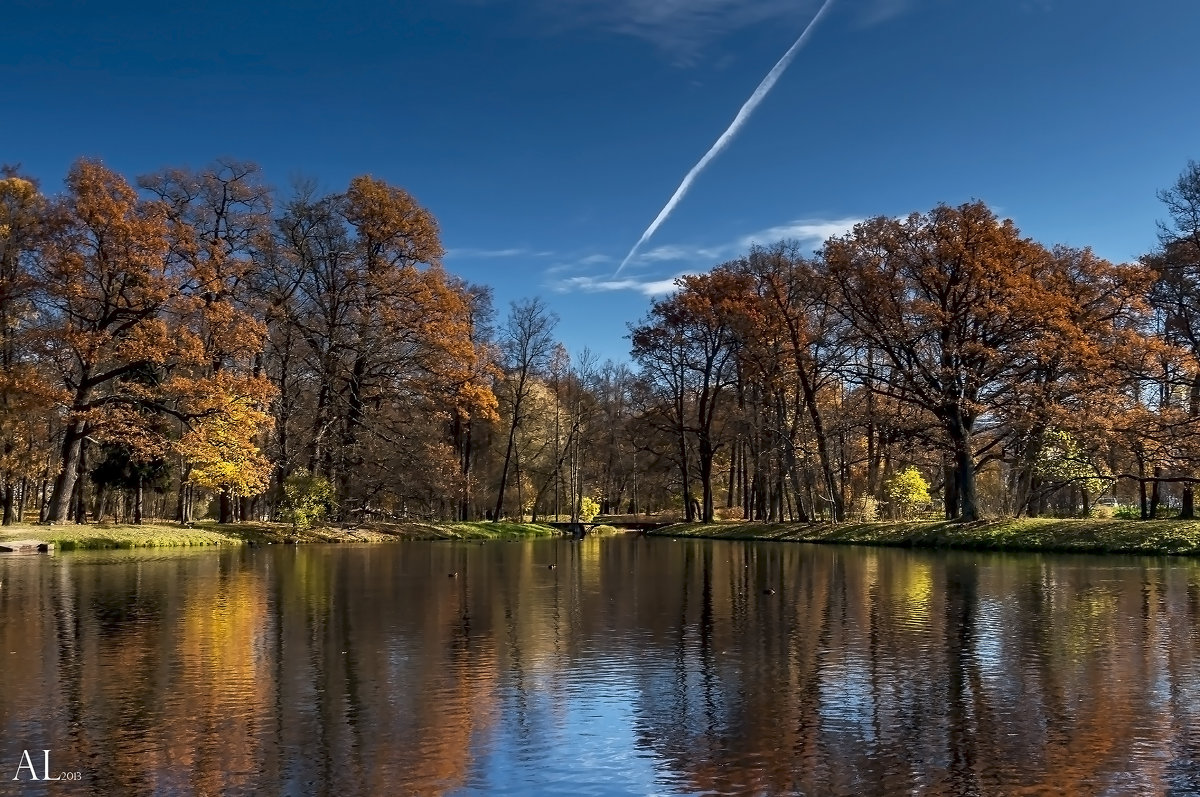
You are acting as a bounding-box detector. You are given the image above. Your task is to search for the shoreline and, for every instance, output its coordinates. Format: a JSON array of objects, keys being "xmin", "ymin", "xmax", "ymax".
[
  {"xmin": 647, "ymin": 518, "xmax": 1200, "ymax": 556},
  {"xmin": 0, "ymin": 520, "xmax": 561, "ymax": 551},
  {"xmin": 9, "ymin": 517, "xmax": 1200, "ymax": 556}
]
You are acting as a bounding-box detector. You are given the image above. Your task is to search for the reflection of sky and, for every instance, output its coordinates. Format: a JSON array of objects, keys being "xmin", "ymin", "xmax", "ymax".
[
  {"xmin": 14, "ymin": 543, "xmax": 1200, "ymax": 795},
  {"xmin": 459, "ymin": 668, "xmax": 668, "ymax": 796},
  {"xmin": 972, "ymin": 597, "xmax": 1009, "ymax": 688},
  {"xmin": 818, "ymin": 651, "xmax": 875, "ymax": 744}
]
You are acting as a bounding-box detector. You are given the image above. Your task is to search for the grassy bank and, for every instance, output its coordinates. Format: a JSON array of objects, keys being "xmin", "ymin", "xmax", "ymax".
[
  {"xmin": 0, "ymin": 519, "xmax": 560, "ymax": 551},
  {"xmin": 649, "ymin": 518, "xmax": 1200, "ymax": 556}
]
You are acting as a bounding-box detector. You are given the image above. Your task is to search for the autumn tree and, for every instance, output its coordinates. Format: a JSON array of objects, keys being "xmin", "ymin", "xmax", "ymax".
[
  {"xmin": 32, "ymin": 160, "xmax": 176, "ymax": 524},
  {"xmin": 271, "ymin": 176, "xmax": 495, "ymax": 520},
  {"xmin": 733, "ymin": 243, "xmax": 851, "ymax": 521},
  {"xmin": 174, "ymin": 372, "xmax": 275, "ymax": 512},
  {"xmin": 631, "ymin": 270, "xmax": 745, "ymax": 522},
  {"xmin": 591, "ymin": 359, "xmax": 640, "ymax": 515},
  {"xmin": 493, "ymin": 297, "xmax": 558, "ymax": 521},
  {"xmin": 1002, "ymin": 245, "xmax": 1150, "ymax": 517},
  {"xmin": 0, "ymin": 169, "xmax": 56, "ymax": 523},
  {"xmin": 821, "ymin": 202, "xmax": 1065, "ymax": 522},
  {"xmin": 141, "ymin": 161, "xmax": 275, "ymax": 522},
  {"xmin": 885, "ymin": 466, "xmax": 931, "ymax": 519},
  {"xmin": 451, "ymin": 283, "xmax": 498, "ymax": 520},
  {"xmin": 1145, "ymin": 160, "xmax": 1200, "ymax": 516}
]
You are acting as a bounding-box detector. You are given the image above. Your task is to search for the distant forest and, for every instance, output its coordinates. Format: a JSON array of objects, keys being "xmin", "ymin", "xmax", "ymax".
[{"xmin": 2, "ymin": 158, "xmax": 1199, "ymax": 526}]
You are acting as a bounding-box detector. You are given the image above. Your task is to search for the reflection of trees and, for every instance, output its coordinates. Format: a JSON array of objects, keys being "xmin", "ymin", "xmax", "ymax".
[
  {"xmin": 5, "ymin": 544, "xmax": 1200, "ymax": 794},
  {"xmin": 619, "ymin": 546, "xmax": 1200, "ymax": 796}
]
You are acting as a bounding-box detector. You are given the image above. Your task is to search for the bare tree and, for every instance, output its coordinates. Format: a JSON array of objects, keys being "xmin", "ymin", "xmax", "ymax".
[{"xmin": 493, "ymin": 297, "xmax": 558, "ymax": 521}]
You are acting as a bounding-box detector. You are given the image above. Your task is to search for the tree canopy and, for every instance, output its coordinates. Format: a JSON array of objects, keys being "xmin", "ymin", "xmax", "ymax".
[{"xmin": 2, "ymin": 157, "xmax": 1197, "ymax": 526}]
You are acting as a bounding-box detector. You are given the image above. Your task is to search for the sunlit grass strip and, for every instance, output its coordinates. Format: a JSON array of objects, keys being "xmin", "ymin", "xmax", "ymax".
[
  {"xmin": 0, "ymin": 520, "xmax": 561, "ymax": 550},
  {"xmin": 0, "ymin": 522, "xmax": 237, "ymax": 550},
  {"xmin": 650, "ymin": 518, "xmax": 1200, "ymax": 555}
]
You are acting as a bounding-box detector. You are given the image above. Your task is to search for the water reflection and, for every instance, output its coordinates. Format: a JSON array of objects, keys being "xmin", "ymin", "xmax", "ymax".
[{"xmin": 2, "ymin": 539, "xmax": 1200, "ymax": 795}]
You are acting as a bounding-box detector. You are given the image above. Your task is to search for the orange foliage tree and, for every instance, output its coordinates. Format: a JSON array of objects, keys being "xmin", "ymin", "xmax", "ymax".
[
  {"xmin": 823, "ymin": 202, "xmax": 1088, "ymax": 521},
  {"xmin": 631, "ymin": 269, "xmax": 748, "ymax": 522},
  {"xmin": 33, "ymin": 160, "xmax": 176, "ymax": 523},
  {"xmin": 0, "ymin": 170, "xmax": 59, "ymax": 523},
  {"xmin": 271, "ymin": 175, "xmax": 496, "ymax": 520}
]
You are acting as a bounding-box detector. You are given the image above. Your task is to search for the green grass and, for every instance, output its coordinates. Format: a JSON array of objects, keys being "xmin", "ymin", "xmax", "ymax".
[
  {"xmin": 361, "ymin": 521, "xmax": 561, "ymax": 540},
  {"xmin": 0, "ymin": 519, "xmax": 561, "ymax": 550},
  {"xmin": 648, "ymin": 518, "xmax": 1200, "ymax": 555},
  {"xmin": 1, "ymin": 522, "xmax": 240, "ymax": 550}
]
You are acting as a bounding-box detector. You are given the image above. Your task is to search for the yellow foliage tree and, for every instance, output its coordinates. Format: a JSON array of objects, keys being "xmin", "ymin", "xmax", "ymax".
[
  {"xmin": 173, "ymin": 374, "xmax": 275, "ymax": 505},
  {"xmin": 885, "ymin": 466, "xmax": 932, "ymax": 519}
]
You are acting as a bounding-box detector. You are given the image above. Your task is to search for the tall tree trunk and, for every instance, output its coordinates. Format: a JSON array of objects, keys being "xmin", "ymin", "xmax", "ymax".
[
  {"xmin": 697, "ymin": 431, "xmax": 715, "ymax": 523},
  {"xmin": 1149, "ymin": 466, "xmax": 1162, "ymax": 519},
  {"xmin": 799, "ymin": 377, "xmax": 843, "ymax": 522},
  {"xmin": 47, "ymin": 421, "xmax": 86, "ymax": 523},
  {"xmin": 95, "ymin": 486, "xmax": 109, "ymax": 523},
  {"xmin": 726, "ymin": 441, "xmax": 737, "ymax": 510},
  {"xmin": 516, "ymin": 447, "xmax": 524, "ymax": 522},
  {"xmin": 1014, "ymin": 428, "xmax": 1045, "ymax": 518},
  {"xmin": 679, "ymin": 424, "xmax": 693, "ymax": 522},
  {"xmin": 734, "ymin": 439, "xmax": 744, "ymax": 520},
  {"xmin": 338, "ymin": 355, "xmax": 367, "ymax": 504},
  {"xmin": 495, "ymin": 417, "xmax": 518, "ymax": 522},
  {"xmin": 72, "ymin": 439, "xmax": 89, "ymax": 524},
  {"xmin": 1, "ymin": 482, "xmax": 12, "ymax": 526},
  {"xmin": 945, "ymin": 411, "xmax": 978, "ymax": 522},
  {"xmin": 455, "ymin": 416, "xmax": 474, "ymax": 521},
  {"xmin": 175, "ymin": 464, "xmax": 192, "ymax": 522},
  {"xmin": 943, "ymin": 459, "xmax": 959, "ymax": 520},
  {"xmin": 954, "ymin": 444, "xmax": 978, "ymax": 522},
  {"xmin": 776, "ymin": 395, "xmax": 809, "ymax": 522},
  {"xmin": 133, "ymin": 473, "xmax": 143, "ymax": 525}
]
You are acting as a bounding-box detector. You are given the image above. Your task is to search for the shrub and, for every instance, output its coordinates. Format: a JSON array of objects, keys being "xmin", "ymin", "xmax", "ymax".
[
  {"xmin": 1113, "ymin": 503, "xmax": 1141, "ymax": 519},
  {"xmin": 714, "ymin": 506, "xmax": 744, "ymax": 521},
  {"xmin": 579, "ymin": 496, "xmax": 600, "ymax": 523},
  {"xmin": 885, "ymin": 467, "xmax": 931, "ymax": 519},
  {"xmin": 280, "ymin": 471, "xmax": 335, "ymax": 531},
  {"xmin": 855, "ymin": 496, "xmax": 880, "ymax": 521}
]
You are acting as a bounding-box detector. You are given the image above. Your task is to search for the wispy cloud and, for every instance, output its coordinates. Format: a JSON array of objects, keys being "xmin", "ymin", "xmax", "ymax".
[
  {"xmin": 551, "ymin": 215, "xmax": 863, "ymax": 294},
  {"xmin": 858, "ymin": 0, "xmax": 914, "ymax": 26},
  {"xmin": 638, "ymin": 243, "xmax": 726, "ymax": 263},
  {"xmin": 635, "ymin": 216, "xmax": 863, "ymax": 266},
  {"xmin": 444, "ymin": 247, "xmax": 554, "ymax": 259},
  {"xmin": 555, "ymin": 274, "xmax": 686, "ymax": 296},
  {"xmin": 549, "ymin": 0, "xmax": 823, "ymax": 63},
  {"xmin": 463, "ymin": 0, "xmax": 915, "ymax": 62},
  {"xmin": 736, "ymin": 217, "xmax": 862, "ymax": 249}
]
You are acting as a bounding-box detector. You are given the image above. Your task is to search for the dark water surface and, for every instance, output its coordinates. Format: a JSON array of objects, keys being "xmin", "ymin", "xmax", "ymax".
[{"xmin": 2, "ymin": 537, "xmax": 1200, "ymax": 795}]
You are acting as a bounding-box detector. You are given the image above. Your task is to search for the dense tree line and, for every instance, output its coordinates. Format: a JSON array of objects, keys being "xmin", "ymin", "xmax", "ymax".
[
  {"xmin": 630, "ymin": 168, "xmax": 1200, "ymax": 523},
  {"xmin": 1, "ymin": 157, "xmax": 1198, "ymax": 525},
  {"xmin": 0, "ymin": 160, "xmax": 496, "ymax": 525}
]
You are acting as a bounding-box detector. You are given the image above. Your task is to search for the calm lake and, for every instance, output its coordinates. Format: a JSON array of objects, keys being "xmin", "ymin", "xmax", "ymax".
[{"xmin": 2, "ymin": 537, "xmax": 1200, "ymax": 795}]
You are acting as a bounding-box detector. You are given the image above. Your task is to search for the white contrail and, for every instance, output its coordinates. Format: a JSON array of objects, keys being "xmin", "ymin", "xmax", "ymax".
[{"xmin": 613, "ymin": 0, "xmax": 838, "ymax": 277}]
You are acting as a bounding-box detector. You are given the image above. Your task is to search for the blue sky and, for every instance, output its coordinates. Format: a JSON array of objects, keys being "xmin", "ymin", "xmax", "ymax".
[{"xmin": 7, "ymin": 0, "xmax": 1199, "ymax": 362}]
